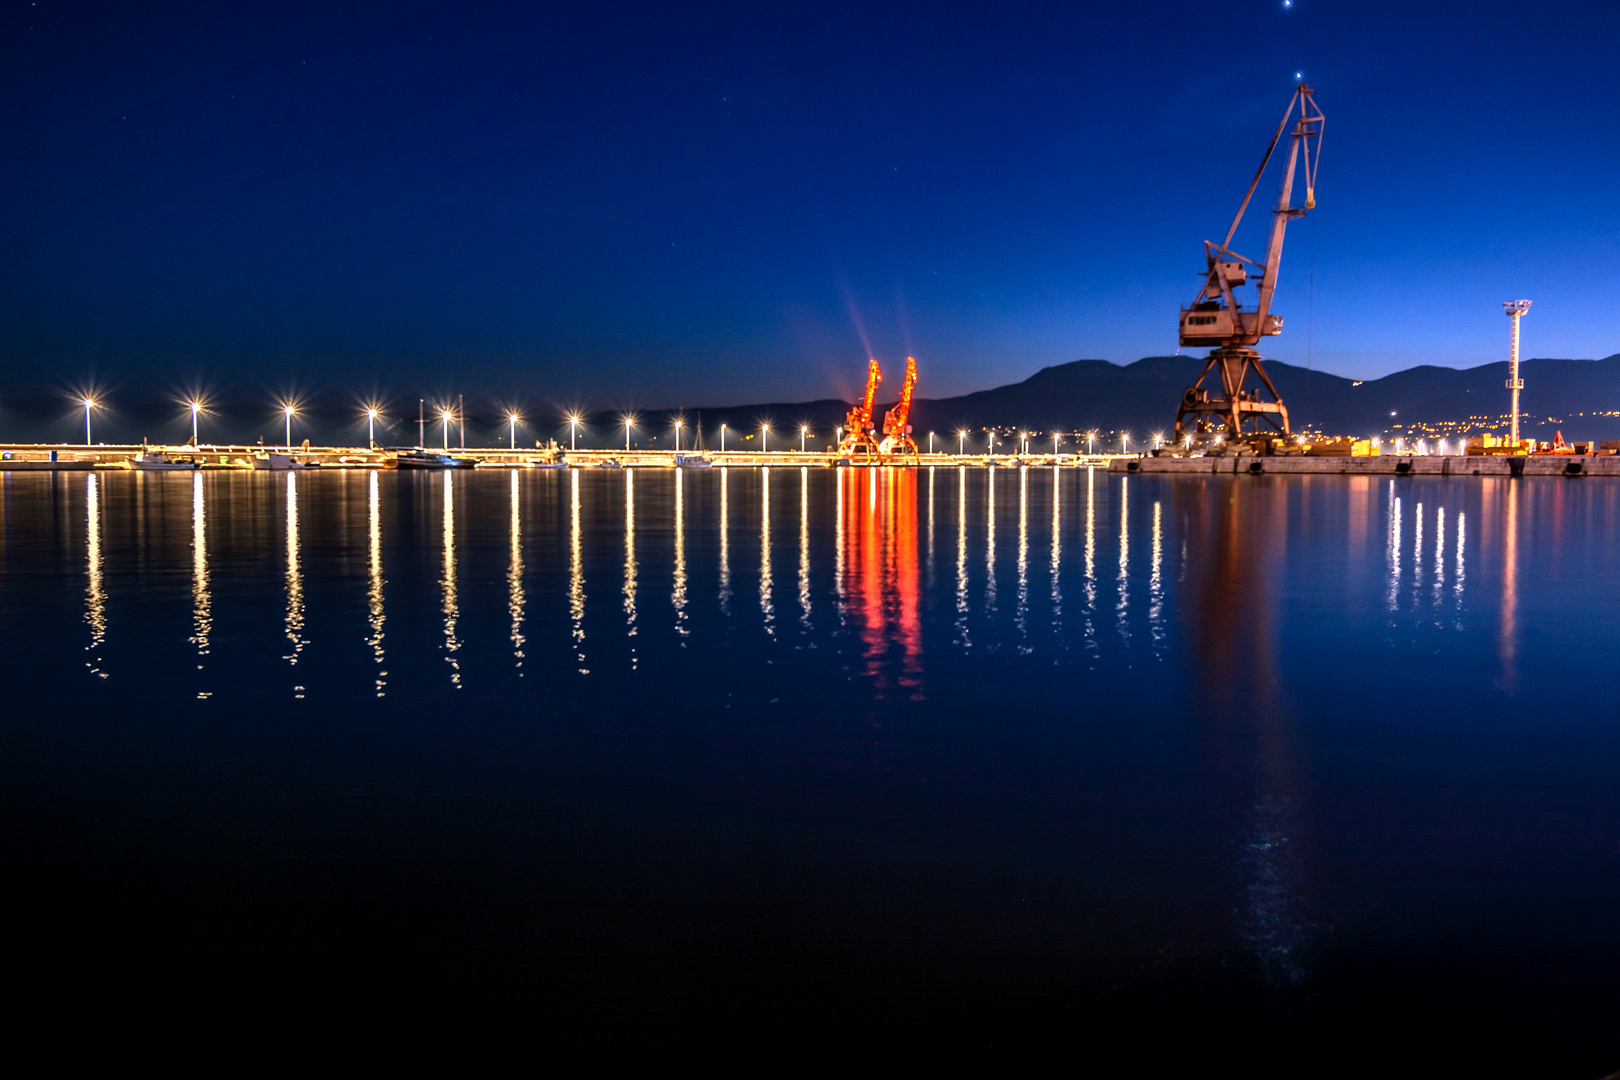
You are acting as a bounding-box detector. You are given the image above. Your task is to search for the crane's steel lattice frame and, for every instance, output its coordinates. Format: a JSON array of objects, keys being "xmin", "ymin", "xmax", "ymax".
[{"xmin": 1174, "ymin": 84, "xmax": 1325, "ymax": 443}]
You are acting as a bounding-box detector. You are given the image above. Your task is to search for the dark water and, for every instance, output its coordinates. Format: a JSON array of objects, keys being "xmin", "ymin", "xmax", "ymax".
[{"xmin": 2, "ymin": 466, "xmax": 1616, "ymax": 1069}]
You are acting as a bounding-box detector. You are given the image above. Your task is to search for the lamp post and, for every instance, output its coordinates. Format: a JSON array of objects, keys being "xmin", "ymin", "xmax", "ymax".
[
  {"xmin": 367, "ymin": 408, "xmax": 379, "ymax": 447},
  {"xmin": 720, "ymin": 424, "xmax": 727, "ymax": 452},
  {"xmin": 569, "ymin": 415, "xmax": 580, "ymax": 451},
  {"xmin": 987, "ymin": 431, "xmax": 995, "ymax": 457},
  {"xmin": 285, "ymin": 405, "xmax": 296, "ymax": 450},
  {"xmin": 958, "ymin": 430, "xmax": 966, "ymax": 456},
  {"xmin": 440, "ymin": 408, "xmax": 453, "ymax": 450},
  {"xmin": 674, "ymin": 419, "xmax": 683, "ymax": 452},
  {"xmin": 835, "ymin": 426, "xmax": 842, "ymax": 447},
  {"xmin": 1121, "ymin": 433, "xmax": 1129, "ymax": 454},
  {"xmin": 800, "ymin": 425, "xmax": 808, "ymax": 453},
  {"xmin": 83, "ymin": 398, "xmax": 96, "ymax": 446},
  {"xmin": 761, "ymin": 424, "xmax": 770, "ymax": 454},
  {"xmin": 1052, "ymin": 431, "xmax": 1060, "ymax": 457},
  {"xmin": 1088, "ymin": 431, "xmax": 1097, "ymax": 455},
  {"xmin": 625, "ymin": 418, "xmax": 633, "ymax": 453},
  {"xmin": 189, "ymin": 401, "xmax": 202, "ymax": 445},
  {"xmin": 508, "ymin": 411, "xmax": 520, "ymax": 453}
]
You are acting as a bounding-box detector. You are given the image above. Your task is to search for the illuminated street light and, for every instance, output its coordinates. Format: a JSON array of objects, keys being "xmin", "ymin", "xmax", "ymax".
[
  {"xmin": 1052, "ymin": 431, "xmax": 1060, "ymax": 456},
  {"xmin": 720, "ymin": 424, "xmax": 727, "ymax": 452},
  {"xmin": 366, "ymin": 407, "xmax": 380, "ymax": 448},
  {"xmin": 1121, "ymin": 432, "xmax": 1130, "ymax": 454},
  {"xmin": 439, "ymin": 408, "xmax": 455, "ymax": 450},
  {"xmin": 958, "ymin": 429, "xmax": 967, "ymax": 455},
  {"xmin": 284, "ymin": 403, "xmax": 298, "ymax": 450},
  {"xmin": 1087, "ymin": 430, "xmax": 1097, "ymax": 455},
  {"xmin": 760, "ymin": 423, "xmax": 770, "ymax": 454},
  {"xmin": 800, "ymin": 425, "xmax": 808, "ymax": 453},
  {"xmin": 987, "ymin": 431, "xmax": 995, "ymax": 456},
  {"xmin": 568, "ymin": 414, "xmax": 581, "ymax": 451},
  {"xmin": 1153, "ymin": 431, "xmax": 1164, "ymax": 450},
  {"xmin": 928, "ymin": 431, "xmax": 935, "ymax": 454},
  {"xmin": 674, "ymin": 418, "xmax": 684, "ymax": 452},
  {"xmin": 508, "ymin": 410, "xmax": 521, "ymax": 453},
  {"xmin": 625, "ymin": 417, "xmax": 635, "ymax": 453},
  {"xmin": 187, "ymin": 400, "xmax": 204, "ymax": 445},
  {"xmin": 82, "ymin": 397, "xmax": 98, "ymax": 446}
]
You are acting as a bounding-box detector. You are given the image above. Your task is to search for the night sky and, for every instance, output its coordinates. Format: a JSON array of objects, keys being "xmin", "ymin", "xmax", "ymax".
[{"xmin": 1, "ymin": 0, "xmax": 1616, "ymax": 439}]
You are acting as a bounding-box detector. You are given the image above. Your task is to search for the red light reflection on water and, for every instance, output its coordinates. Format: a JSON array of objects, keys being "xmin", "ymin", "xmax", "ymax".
[{"xmin": 839, "ymin": 467, "xmax": 922, "ymax": 698}]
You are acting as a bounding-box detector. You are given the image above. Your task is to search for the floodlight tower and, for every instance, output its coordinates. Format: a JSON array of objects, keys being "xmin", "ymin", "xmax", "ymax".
[{"xmin": 1502, "ymin": 300, "xmax": 1531, "ymax": 447}]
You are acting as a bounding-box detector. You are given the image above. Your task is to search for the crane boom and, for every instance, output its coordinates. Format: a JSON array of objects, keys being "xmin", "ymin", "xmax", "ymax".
[
  {"xmin": 1174, "ymin": 84, "xmax": 1324, "ymax": 444},
  {"xmin": 878, "ymin": 356, "xmax": 920, "ymax": 459},
  {"xmin": 839, "ymin": 359, "xmax": 883, "ymax": 458}
]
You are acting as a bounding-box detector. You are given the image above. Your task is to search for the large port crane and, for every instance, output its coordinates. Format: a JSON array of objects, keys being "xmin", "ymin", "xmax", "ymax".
[
  {"xmin": 1174, "ymin": 84, "xmax": 1324, "ymax": 444},
  {"xmin": 839, "ymin": 358, "xmax": 883, "ymax": 459},
  {"xmin": 877, "ymin": 356, "xmax": 920, "ymax": 460}
]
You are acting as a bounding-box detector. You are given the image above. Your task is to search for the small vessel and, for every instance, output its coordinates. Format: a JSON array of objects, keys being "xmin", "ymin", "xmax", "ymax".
[
  {"xmin": 250, "ymin": 453, "xmax": 310, "ymax": 471},
  {"xmin": 525, "ymin": 459, "xmax": 568, "ymax": 469},
  {"xmin": 596, "ymin": 458, "xmax": 624, "ymax": 469},
  {"xmin": 395, "ymin": 450, "xmax": 478, "ymax": 469},
  {"xmin": 674, "ymin": 454, "xmax": 713, "ymax": 469},
  {"xmin": 124, "ymin": 451, "xmax": 199, "ymax": 471}
]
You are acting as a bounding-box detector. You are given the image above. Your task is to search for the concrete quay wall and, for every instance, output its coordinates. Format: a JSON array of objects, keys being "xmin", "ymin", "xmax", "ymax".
[{"xmin": 1110, "ymin": 454, "xmax": 1620, "ymax": 478}]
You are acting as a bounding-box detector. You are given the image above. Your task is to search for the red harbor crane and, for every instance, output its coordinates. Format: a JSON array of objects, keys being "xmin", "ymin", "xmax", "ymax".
[
  {"xmin": 839, "ymin": 358, "xmax": 883, "ymax": 459},
  {"xmin": 1174, "ymin": 84, "xmax": 1324, "ymax": 445},
  {"xmin": 878, "ymin": 356, "xmax": 920, "ymax": 460}
]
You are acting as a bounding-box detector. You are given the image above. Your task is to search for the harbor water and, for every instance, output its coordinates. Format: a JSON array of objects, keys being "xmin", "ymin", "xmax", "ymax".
[{"xmin": 1, "ymin": 467, "xmax": 1616, "ymax": 1068}]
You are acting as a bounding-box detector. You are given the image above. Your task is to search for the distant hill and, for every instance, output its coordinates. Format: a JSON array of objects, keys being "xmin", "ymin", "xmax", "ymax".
[{"xmin": 636, "ymin": 354, "xmax": 1620, "ymax": 450}]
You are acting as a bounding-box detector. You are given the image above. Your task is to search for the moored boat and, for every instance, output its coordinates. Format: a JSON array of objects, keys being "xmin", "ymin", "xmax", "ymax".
[
  {"xmin": 674, "ymin": 453, "xmax": 713, "ymax": 469},
  {"xmin": 396, "ymin": 449, "xmax": 478, "ymax": 469},
  {"xmin": 124, "ymin": 450, "xmax": 199, "ymax": 471}
]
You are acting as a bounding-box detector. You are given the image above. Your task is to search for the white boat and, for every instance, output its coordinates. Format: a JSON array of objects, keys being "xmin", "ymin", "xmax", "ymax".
[
  {"xmin": 596, "ymin": 458, "xmax": 624, "ymax": 469},
  {"xmin": 525, "ymin": 459, "xmax": 568, "ymax": 469},
  {"xmin": 250, "ymin": 453, "xmax": 311, "ymax": 471},
  {"xmin": 124, "ymin": 451, "xmax": 199, "ymax": 472},
  {"xmin": 396, "ymin": 450, "xmax": 478, "ymax": 469},
  {"xmin": 674, "ymin": 454, "xmax": 713, "ymax": 469}
]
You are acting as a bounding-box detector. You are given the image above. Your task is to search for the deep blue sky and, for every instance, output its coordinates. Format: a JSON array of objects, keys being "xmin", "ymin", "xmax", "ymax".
[{"xmin": 1, "ymin": 0, "xmax": 1615, "ymax": 422}]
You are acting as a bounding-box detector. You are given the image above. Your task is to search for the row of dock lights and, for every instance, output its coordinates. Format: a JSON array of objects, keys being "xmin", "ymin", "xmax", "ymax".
[{"xmin": 75, "ymin": 397, "xmax": 1138, "ymax": 457}]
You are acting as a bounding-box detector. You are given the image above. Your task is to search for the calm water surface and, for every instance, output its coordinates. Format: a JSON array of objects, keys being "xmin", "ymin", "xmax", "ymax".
[{"xmin": 2, "ymin": 467, "xmax": 1616, "ymax": 1067}]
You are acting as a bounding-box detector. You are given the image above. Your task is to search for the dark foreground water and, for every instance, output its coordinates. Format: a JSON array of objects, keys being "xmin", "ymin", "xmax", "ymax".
[{"xmin": 2, "ymin": 466, "xmax": 1616, "ymax": 1070}]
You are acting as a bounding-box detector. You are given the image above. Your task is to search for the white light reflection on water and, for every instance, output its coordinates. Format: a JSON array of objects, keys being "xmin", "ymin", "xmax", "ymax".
[
  {"xmin": 440, "ymin": 470, "xmax": 461, "ymax": 689},
  {"xmin": 624, "ymin": 469, "xmax": 638, "ymax": 669},
  {"xmin": 1149, "ymin": 499, "xmax": 1164, "ymax": 652},
  {"xmin": 284, "ymin": 472, "xmax": 306, "ymax": 687},
  {"xmin": 760, "ymin": 467, "xmax": 774, "ymax": 636},
  {"xmin": 569, "ymin": 469, "xmax": 587, "ymax": 675},
  {"xmin": 509, "ymin": 469, "xmax": 525, "ymax": 675},
  {"xmin": 1015, "ymin": 465, "xmax": 1029, "ymax": 650},
  {"xmin": 955, "ymin": 466, "xmax": 969, "ymax": 647},
  {"xmin": 1083, "ymin": 466, "xmax": 1097, "ymax": 659},
  {"xmin": 191, "ymin": 473, "xmax": 212, "ymax": 691},
  {"xmin": 1049, "ymin": 466, "xmax": 1062, "ymax": 640},
  {"xmin": 1454, "ymin": 511, "xmax": 1466, "ymax": 607},
  {"xmin": 1116, "ymin": 475, "xmax": 1129, "ymax": 641},
  {"xmin": 673, "ymin": 469, "xmax": 689, "ymax": 640},
  {"xmin": 367, "ymin": 470, "xmax": 386, "ymax": 696},
  {"xmin": 719, "ymin": 467, "xmax": 732, "ymax": 615},
  {"xmin": 984, "ymin": 465, "xmax": 997, "ymax": 613},
  {"xmin": 85, "ymin": 474, "xmax": 107, "ymax": 678},
  {"xmin": 1387, "ymin": 490, "xmax": 1402, "ymax": 612},
  {"xmin": 798, "ymin": 467, "xmax": 811, "ymax": 630},
  {"xmin": 1433, "ymin": 506, "xmax": 1446, "ymax": 609}
]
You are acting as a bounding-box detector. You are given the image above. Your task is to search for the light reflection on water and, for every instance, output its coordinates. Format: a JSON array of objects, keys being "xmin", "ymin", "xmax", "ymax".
[{"xmin": 13, "ymin": 467, "xmax": 1620, "ymax": 1007}]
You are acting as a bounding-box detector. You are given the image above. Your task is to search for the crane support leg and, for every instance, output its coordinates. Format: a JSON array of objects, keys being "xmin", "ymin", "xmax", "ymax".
[{"xmin": 1174, "ymin": 347, "xmax": 1291, "ymax": 443}]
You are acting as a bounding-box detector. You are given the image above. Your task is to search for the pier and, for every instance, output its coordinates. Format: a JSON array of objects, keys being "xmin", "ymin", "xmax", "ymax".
[{"xmin": 1112, "ymin": 454, "xmax": 1618, "ymax": 477}]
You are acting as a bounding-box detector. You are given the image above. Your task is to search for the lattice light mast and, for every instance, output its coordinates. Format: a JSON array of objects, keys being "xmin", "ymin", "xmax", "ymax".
[{"xmin": 1502, "ymin": 300, "xmax": 1531, "ymax": 446}]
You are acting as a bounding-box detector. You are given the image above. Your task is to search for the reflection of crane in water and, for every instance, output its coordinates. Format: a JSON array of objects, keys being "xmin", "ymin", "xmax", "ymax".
[
  {"xmin": 1175, "ymin": 84, "xmax": 1324, "ymax": 445},
  {"xmin": 839, "ymin": 468, "xmax": 922, "ymax": 697},
  {"xmin": 1179, "ymin": 478, "xmax": 1309, "ymax": 984}
]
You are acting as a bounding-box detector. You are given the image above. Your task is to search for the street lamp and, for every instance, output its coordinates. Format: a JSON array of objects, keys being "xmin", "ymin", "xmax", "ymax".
[
  {"xmin": 1052, "ymin": 431, "xmax": 1060, "ymax": 456},
  {"xmin": 958, "ymin": 429, "xmax": 967, "ymax": 455},
  {"xmin": 800, "ymin": 425, "xmax": 808, "ymax": 453},
  {"xmin": 366, "ymin": 407, "xmax": 380, "ymax": 448},
  {"xmin": 188, "ymin": 400, "xmax": 203, "ymax": 445},
  {"xmin": 440, "ymin": 408, "xmax": 454, "ymax": 450},
  {"xmin": 625, "ymin": 417, "xmax": 634, "ymax": 453},
  {"xmin": 1088, "ymin": 430, "xmax": 1097, "ymax": 455},
  {"xmin": 1121, "ymin": 432, "xmax": 1130, "ymax": 454},
  {"xmin": 284, "ymin": 404, "xmax": 298, "ymax": 450},
  {"xmin": 1153, "ymin": 432, "xmax": 1163, "ymax": 451},
  {"xmin": 761, "ymin": 423, "xmax": 770, "ymax": 454},
  {"xmin": 82, "ymin": 397, "xmax": 97, "ymax": 446},
  {"xmin": 568, "ymin": 414, "xmax": 580, "ymax": 451},
  {"xmin": 987, "ymin": 431, "xmax": 995, "ymax": 456},
  {"xmin": 720, "ymin": 424, "xmax": 727, "ymax": 452},
  {"xmin": 1020, "ymin": 431, "xmax": 1029, "ymax": 456},
  {"xmin": 508, "ymin": 410, "xmax": 521, "ymax": 453},
  {"xmin": 674, "ymin": 418, "xmax": 684, "ymax": 452}
]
